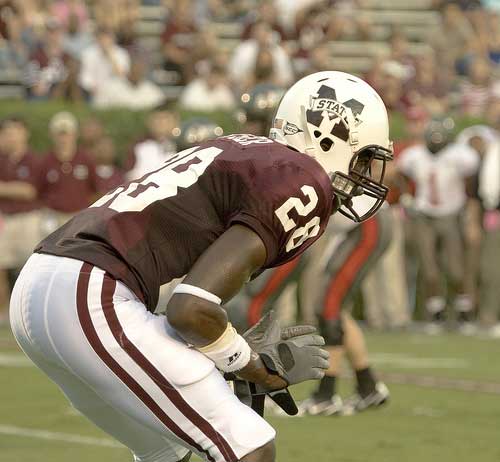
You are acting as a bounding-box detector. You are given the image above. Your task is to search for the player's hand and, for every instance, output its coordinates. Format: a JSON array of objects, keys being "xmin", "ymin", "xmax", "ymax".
[{"xmin": 243, "ymin": 311, "xmax": 330, "ymax": 386}]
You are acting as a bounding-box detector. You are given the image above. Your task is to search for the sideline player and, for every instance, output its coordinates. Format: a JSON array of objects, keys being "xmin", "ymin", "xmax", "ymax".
[
  {"xmin": 298, "ymin": 210, "xmax": 392, "ymax": 415},
  {"xmin": 10, "ymin": 71, "xmax": 393, "ymax": 462},
  {"xmin": 398, "ymin": 118, "xmax": 478, "ymax": 333},
  {"xmin": 227, "ymin": 207, "xmax": 393, "ymax": 416}
]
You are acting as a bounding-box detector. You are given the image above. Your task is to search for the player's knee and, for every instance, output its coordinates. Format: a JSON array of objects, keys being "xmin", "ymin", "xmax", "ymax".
[
  {"xmin": 318, "ymin": 317, "xmax": 344, "ymax": 346},
  {"xmin": 241, "ymin": 439, "xmax": 276, "ymax": 462}
]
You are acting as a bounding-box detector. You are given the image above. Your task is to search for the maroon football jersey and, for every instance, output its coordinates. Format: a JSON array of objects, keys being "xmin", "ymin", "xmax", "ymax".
[{"xmin": 36, "ymin": 135, "xmax": 334, "ymax": 310}]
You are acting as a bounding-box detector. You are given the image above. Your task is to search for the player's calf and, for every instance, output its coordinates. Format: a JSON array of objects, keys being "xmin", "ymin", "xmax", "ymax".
[{"xmin": 241, "ymin": 439, "xmax": 275, "ymax": 462}]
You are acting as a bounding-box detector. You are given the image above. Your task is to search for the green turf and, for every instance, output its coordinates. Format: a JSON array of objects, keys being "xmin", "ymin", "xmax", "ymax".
[{"xmin": 1, "ymin": 325, "xmax": 499, "ymax": 462}]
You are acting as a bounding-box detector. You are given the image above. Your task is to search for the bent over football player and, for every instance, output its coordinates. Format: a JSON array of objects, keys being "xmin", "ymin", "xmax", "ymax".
[{"xmin": 9, "ymin": 71, "xmax": 392, "ymax": 462}]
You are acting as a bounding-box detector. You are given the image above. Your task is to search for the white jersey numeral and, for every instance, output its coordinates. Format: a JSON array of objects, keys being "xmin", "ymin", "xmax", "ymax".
[
  {"xmin": 286, "ymin": 216, "xmax": 321, "ymax": 252},
  {"xmin": 90, "ymin": 146, "xmax": 223, "ymax": 213},
  {"xmin": 275, "ymin": 185, "xmax": 321, "ymax": 252}
]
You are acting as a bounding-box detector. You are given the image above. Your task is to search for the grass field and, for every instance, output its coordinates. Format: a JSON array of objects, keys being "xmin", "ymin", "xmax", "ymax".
[{"xmin": 1, "ymin": 325, "xmax": 500, "ymax": 462}]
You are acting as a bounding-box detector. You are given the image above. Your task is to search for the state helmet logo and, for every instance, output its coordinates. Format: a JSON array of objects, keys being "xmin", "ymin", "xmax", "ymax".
[{"xmin": 306, "ymin": 85, "xmax": 365, "ymax": 143}]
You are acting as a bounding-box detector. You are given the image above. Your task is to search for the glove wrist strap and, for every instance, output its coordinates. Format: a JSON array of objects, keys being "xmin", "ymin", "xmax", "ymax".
[{"xmin": 198, "ymin": 323, "xmax": 251, "ymax": 373}]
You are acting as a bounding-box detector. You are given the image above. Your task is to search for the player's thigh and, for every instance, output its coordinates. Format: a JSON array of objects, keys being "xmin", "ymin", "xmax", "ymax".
[
  {"xmin": 68, "ymin": 267, "xmax": 275, "ymax": 461},
  {"xmin": 31, "ymin": 348, "xmax": 191, "ymax": 462}
]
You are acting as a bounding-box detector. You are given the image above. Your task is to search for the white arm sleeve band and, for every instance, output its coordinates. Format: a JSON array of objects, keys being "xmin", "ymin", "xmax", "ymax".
[
  {"xmin": 172, "ymin": 283, "xmax": 222, "ymax": 305},
  {"xmin": 197, "ymin": 323, "xmax": 252, "ymax": 373}
]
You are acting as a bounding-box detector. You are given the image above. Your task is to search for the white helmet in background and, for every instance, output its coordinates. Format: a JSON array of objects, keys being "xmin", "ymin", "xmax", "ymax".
[{"xmin": 270, "ymin": 71, "xmax": 393, "ymax": 222}]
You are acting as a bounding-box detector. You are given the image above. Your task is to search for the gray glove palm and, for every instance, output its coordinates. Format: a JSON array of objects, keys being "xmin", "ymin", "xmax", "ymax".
[{"xmin": 243, "ymin": 311, "xmax": 330, "ymax": 386}]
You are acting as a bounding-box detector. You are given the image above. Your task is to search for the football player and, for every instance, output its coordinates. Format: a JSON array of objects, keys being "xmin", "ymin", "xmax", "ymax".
[
  {"xmin": 227, "ymin": 203, "xmax": 393, "ymax": 416},
  {"xmin": 398, "ymin": 118, "xmax": 478, "ymax": 333},
  {"xmin": 10, "ymin": 71, "xmax": 392, "ymax": 462}
]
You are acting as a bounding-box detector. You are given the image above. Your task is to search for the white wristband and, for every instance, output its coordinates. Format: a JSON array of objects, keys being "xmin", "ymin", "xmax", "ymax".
[
  {"xmin": 172, "ymin": 283, "xmax": 222, "ymax": 305},
  {"xmin": 198, "ymin": 323, "xmax": 251, "ymax": 373}
]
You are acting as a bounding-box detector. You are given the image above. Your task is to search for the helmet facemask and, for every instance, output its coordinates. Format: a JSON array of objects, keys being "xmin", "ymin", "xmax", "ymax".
[
  {"xmin": 332, "ymin": 145, "xmax": 393, "ymax": 222},
  {"xmin": 301, "ymin": 104, "xmax": 393, "ymax": 223}
]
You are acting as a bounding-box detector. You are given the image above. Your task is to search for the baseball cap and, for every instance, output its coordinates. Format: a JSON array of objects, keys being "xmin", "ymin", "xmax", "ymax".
[{"xmin": 49, "ymin": 111, "xmax": 78, "ymax": 134}]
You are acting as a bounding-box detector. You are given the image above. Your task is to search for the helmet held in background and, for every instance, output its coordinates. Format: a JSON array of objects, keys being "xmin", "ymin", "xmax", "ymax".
[
  {"xmin": 424, "ymin": 117, "xmax": 455, "ymax": 154},
  {"xmin": 236, "ymin": 83, "xmax": 285, "ymax": 136},
  {"xmin": 174, "ymin": 117, "xmax": 224, "ymax": 151},
  {"xmin": 270, "ymin": 71, "xmax": 393, "ymax": 222}
]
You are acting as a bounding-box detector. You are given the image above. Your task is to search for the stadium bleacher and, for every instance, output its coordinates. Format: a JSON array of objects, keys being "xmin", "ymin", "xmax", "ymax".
[{"xmin": 0, "ymin": 0, "xmax": 442, "ymax": 101}]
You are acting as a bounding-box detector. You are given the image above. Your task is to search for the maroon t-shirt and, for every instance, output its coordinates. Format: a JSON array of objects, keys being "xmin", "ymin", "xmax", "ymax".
[
  {"xmin": 37, "ymin": 135, "xmax": 334, "ymax": 310},
  {"xmin": 95, "ymin": 165, "xmax": 126, "ymax": 194},
  {"xmin": 38, "ymin": 150, "xmax": 98, "ymax": 213},
  {"xmin": 0, "ymin": 151, "xmax": 41, "ymax": 214}
]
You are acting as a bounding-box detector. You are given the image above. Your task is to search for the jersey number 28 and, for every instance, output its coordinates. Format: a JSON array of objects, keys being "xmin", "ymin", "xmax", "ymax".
[{"xmin": 275, "ymin": 185, "xmax": 321, "ymax": 252}]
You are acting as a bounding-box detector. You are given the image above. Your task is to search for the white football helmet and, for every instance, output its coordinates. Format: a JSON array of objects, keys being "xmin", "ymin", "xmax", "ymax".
[{"xmin": 270, "ymin": 71, "xmax": 393, "ymax": 222}]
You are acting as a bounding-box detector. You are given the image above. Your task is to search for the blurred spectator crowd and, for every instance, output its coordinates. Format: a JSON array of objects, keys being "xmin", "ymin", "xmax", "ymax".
[
  {"xmin": 0, "ymin": 0, "xmax": 497, "ymax": 115},
  {"xmin": 1, "ymin": 0, "xmax": 500, "ymax": 337}
]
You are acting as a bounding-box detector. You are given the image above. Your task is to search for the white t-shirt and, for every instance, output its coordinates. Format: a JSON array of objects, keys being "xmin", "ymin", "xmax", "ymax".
[
  {"xmin": 228, "ymin": 40, "xmax": 294, "ymax": 87},
  {"xmin": 179, "ymin": 79, "xmax": 235, "ymax": 112},
  {"xmin": 398, "ymin": 143, "xmax": 479, "ymax": 216},
  {"xmin": 127, "ymin": 139, "xmax": 176, "ymax": 181},
  {"xmin": 93, "ymin": 77, "xmax": 166, "ymax": 110},
  {"xmin": 79, "ymin": 44, "xmax": 130, "ymax": 95}
]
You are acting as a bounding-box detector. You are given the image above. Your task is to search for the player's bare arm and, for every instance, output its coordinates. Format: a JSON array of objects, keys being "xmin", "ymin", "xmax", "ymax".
[{"xmin": 167, "ymin": 224, "xmax": 288, "ymax": 391}]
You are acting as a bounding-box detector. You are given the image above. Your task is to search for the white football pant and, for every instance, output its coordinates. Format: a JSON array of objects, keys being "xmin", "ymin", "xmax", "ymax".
[{"xmin": 10, "ymin": 253, "xmax": 275, "ymax": 462}]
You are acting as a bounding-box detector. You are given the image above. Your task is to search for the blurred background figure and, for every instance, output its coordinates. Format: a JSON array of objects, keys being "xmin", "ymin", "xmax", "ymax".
[
  {"xmin": 458, "ymin": 121, "xmax": 500, "ymax": 337},
  {"xmin": 398, "ymin": 118, "xmax": 479, "ymax": 334},
  {"xmin": 62, "ymin": 10, "xmax": 92, "ymax": 60},
  {"xmin": 362, "ymin": 108, "xmax": 428, "ymax": 329},
  {"xmin": 174, "ymin": 117, "xmax": 223, "ymax": 152},
  {"xmin": 229, "ymin": 20, "xmax": 294, "ymax": 92},
  {"xmin": 79, "ymin": 116, "xmax": 105, "ymax": 157},
  {"xmin": 124, "ymin": 104, "xmax": 178, "ymax": 179},
  {"xmin": 92, "ymin": 135, "xmax": 125, "ymax": 193},
  {"xmin": 93, "ymin": 57, "xmax": 166, "ymax": 110},
  {"xmin": 0, "ymin": 117, "xmax": 41, "ymax": 326},
  {"xmin": 236, "ymin": 83, "xmax": 285, "ymax": 136},
  {"xmin": 160, "ymin": 0, "xmax": 199, "ymax": 85},
  {"xmin": 79, "ymin": 26, "xmax": 130, "ymax": 103},
  {"xmin": 459, "ymin": 57, "xmax": 500, "ymax": 117},
  {"xmin": 38, "ymin": 111, "xmax": 98, "ymax": 232},
  {"xmin": 179, "ymin": 61, "xmax": 235, "ymax": 112},
  {"xmin": 23, "ymin": 19, "xmax": 77, "ymax": 100}
]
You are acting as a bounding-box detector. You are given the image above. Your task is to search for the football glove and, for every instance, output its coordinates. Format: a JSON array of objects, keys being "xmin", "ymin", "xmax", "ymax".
[
  {"xmin": 229, "ymin": 375, "xmax": 298, "ymax": 416},
  {"xmin": 243, "ymin": 310, "xmax": 330, "ymax": 386}
]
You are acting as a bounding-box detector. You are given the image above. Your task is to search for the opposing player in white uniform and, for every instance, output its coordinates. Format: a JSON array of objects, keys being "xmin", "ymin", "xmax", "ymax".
[
  {"xmin": 398, "ymin": 118, "xmax": 478, "ymax": 331},
  {"xmin": 10, "ymin": 72, "xmax": 392, "ymax": 462}
]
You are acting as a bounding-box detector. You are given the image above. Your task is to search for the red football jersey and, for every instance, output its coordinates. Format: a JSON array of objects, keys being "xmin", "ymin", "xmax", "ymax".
[{"xmin": 36, "ymin": 135, "xmax": 334, "ymax": 310}]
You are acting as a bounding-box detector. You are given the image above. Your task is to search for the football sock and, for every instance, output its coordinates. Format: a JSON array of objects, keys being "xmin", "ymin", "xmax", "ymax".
[
  {"xmin": 314, "ymin": 375, "xmax": 336, "ymax": 401},
  {"xmin": 426, "ymin": 296, "xmax": 446, "ymax": 322},
  {"xmin": 355, "ymin": 367, "xmax": 377, "ymax": 397}
]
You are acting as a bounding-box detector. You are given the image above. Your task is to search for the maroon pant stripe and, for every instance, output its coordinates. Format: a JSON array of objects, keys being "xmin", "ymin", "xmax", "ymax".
[
  {"xmin": 99, "ymin": 273, "xmax": 238, "ymax": 462},
  {"xmin": 75, "ymin": 263, "xmax": 217, "ymax": 462}
]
